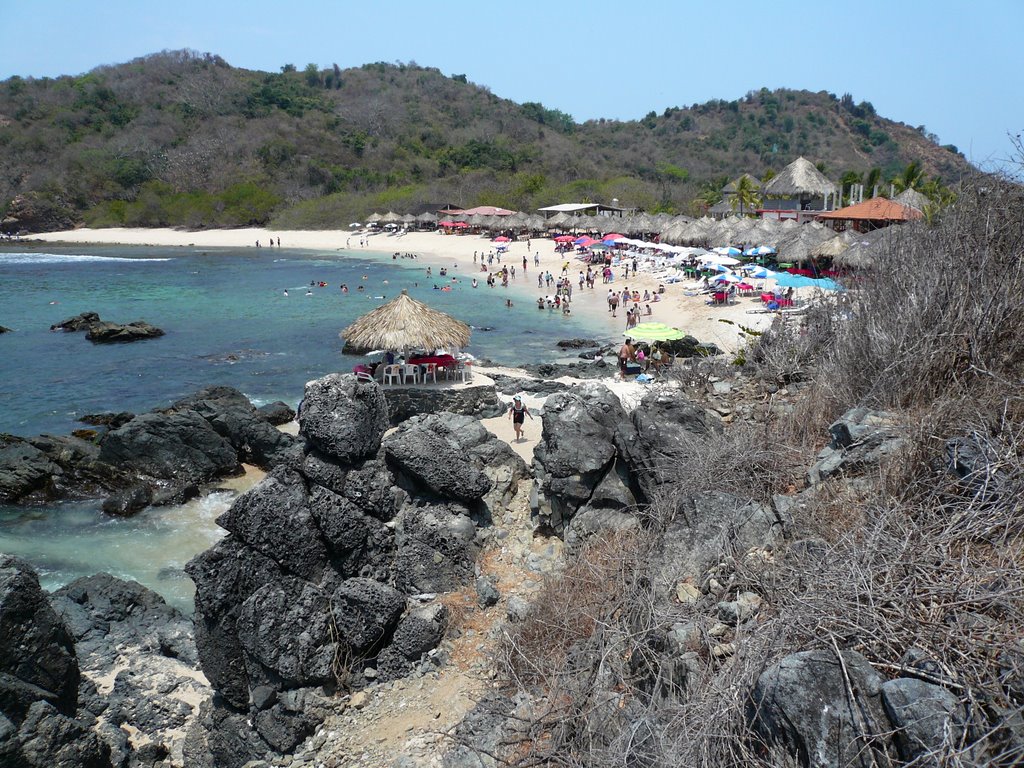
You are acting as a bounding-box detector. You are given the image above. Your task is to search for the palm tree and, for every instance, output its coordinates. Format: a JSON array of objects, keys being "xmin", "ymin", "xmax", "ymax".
[
  {"xmin": 731, "ymin": 174, "xmax": 761, "ymax": 216},
  {"xmin": 839, "ymin": 170, "xmax": 862, "ymax": 205},
  {"xmin": 865, "ymin": 167, "xmax": 883, "ymax": 198},
  {"xmin": 892, "ymin": 161, "xmax": 926, "ymax": 194}
]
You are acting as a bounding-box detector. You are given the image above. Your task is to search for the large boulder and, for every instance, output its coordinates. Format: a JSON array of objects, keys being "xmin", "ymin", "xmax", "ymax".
[
  {"xmin": 99, "ymin": 410, "xmax": 240, "ymax": 482},
  {"xmin": 299, "ymin": 373, "xmax": 388, "ymax": 464},
  {"xmin": 308, "ymin": 484, "xmax": 393, "ymax": 580},
  {"xmin": 216, "ymin": 466, "xmax": 330, "ymax": 582},
  {"xmin": 383, "ymin": 414, "xmax": 493, "ymax": 503},
  {"xmin": 880, "ymin": 678, "xmax": 966, "ymax": 762},
  {"xmin": 172, "ymin": 386, "xmax": 300, "ymax": 469},
  {"xmin": 0, "ymin": 438, "xmax": 62, "ymax": 503},
  {"xmin": 186, "ymin": 538, "xmax": 285, "ymax": 710},
  {"xmin": 376, "ymin": 604, "xmax": 448, "ymax": 681},
  {"xmin": 235, "ymin": 578, "xmax": 337, "ymax": 692},
  {"xmin": 50, "ymin": 311, "xmax": 100, "ymax": 332},
  {"xmin": 394, "ymin": 503, "xmax": 479, "ymax": 594},
  {"xmin": 84, "ymin": 320, "xmax": 165, "ymax": 343},
  {"xmin": 0, "ymin": 556, "xmax": 79, "ymax": 723},
  {"xmin": 330, "ymin": 578, "xmax": 406, "ymax": 655},
  {"xmin": 617, "ymin": 389, "xmax": 723, "ymax": 501},
  {"xmin": 533, "ymin": 383, "xmax": 634, "ymax": 530},
  {"xmin": 11, "ymin": 700, "xmax": 111, "ymax": 768},
  {"xmin": 749, "ymin": 649, "xmax": 891, "ymax": 768}
]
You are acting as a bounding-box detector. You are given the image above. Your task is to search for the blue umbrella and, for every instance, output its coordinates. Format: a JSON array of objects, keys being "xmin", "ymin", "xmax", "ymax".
[
  {"xmin": 747, "ymin": 266, "xmax": 777, "ymax": 279},
  {"xmin": 773, "ymin": 273, "xmax": 843, "ymax": 291},
  {"xmin": 573, "ymin": 236, "xmax": 589, "ymax": 244},
  {"xmin": 713, "ymin": 246, "xmax": 742, "ymax": 256}
]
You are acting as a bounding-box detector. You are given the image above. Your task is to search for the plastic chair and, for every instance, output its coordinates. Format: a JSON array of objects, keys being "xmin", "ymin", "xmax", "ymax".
[
  {"xmin": 355, "ymin": 371, "xmax": 374, "ymax": 384},
  {"xmin": 383, "ymin": 364, "xmax": 402, "ymax": 385},
  {"xmin": 457, "ymin": 363, "xmax": 473, "ymax": 383},
  {"xmin": 402, "ymin": 364, "xmax": 420, "ymax": 385},
  {"xmin": 421, "ymin": 362, "xmax": 437, "ymax": 383}
]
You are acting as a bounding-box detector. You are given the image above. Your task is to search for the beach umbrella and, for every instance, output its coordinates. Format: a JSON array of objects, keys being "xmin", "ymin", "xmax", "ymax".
[
  {"xmin": 493, "ymin": 236, "xmax": 510, "ymax": 242},
  {"xmin": 349, "ymin": 222, "xmax": 362, "ymax": 228},
  {"xmin": 340, "ymin": 289, "xmax": 471, "ymax": 353},
  {"xmin": 573, "ymin": 236, "xmax": 589, "ymax": 244},
  {"xmin": 743, "ymin": 245, "xmax": 775, "ymax": 256},
  {"xmin": 553, "ymin": 235, "xmax": 575, "ymax": 242},
  {"xmin": 713, "ymin": 246, "xmax": 742, "ymax": 256},
  {"xmin": 746, "ymin": 266, "xmax": 777, "ymax": 279},
  {"xmin": 588, "ymin": 243, "xmax": 611, "ymax": 251},
  {"xmin": 577, "ymin": 237, "xmax": 600, "ymax": 247},
  {"xmin": 603, "ymin": 233, "xmax": 625, "ymax": 241},
  {"xmin": 625, "ymin": 322, "xmax": 687, "ymax": 343},
  {"xmin": 712, "ymin": 272, "xmax": 741, "ymax": 283}
]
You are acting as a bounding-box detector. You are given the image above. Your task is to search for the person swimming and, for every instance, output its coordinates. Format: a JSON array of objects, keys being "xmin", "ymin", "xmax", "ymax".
[{"xmin": 283, "ymin": 289, "xmax": 289, "ymax": 296}]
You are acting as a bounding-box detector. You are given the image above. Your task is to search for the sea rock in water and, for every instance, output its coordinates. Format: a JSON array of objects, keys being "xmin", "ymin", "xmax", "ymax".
[
  {"xmin": 85, "ymin": 320, "xmax": 165, "ymax": 343},
  {"xmin": 257, "ymin": 400, "xmax": 296, "ymax": 425},
  {"xmin": 299, "ymin": 373, "xmax": 388, "ymax": 464},
  {"xmin": 0, "ymin": 556, "xmax": 80, "ymax": 721},
  {"xmin": 0, "ymin": 325, "xmax": 11, "ymax": 334},
  {"xmin": 99, "ymin": 410, "xmax": 240, "ymax": 483},
  {"xmin": 0, "ymin": 437, "xmax": 62, "ymax": 503},
  {"xmin": 556, "ymin": 338, "xmax": 598, "ymax": 348},
  {"xmin": 50, "ymin": 311, "xmax": 100, "ymax": 332},
  {"xmin": 749, "ymin": 649, "xmax": 891, "ymax": 768}
]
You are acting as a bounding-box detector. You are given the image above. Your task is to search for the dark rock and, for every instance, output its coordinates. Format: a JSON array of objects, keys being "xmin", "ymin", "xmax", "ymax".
[
  {"xmin": 382, "ymin": 380, "xmax": 504, "ymax": 425},
  {"xmin": 0, "ymin": 436, "xmax": 62, "ymax": 503},
  {"xmin": 150, "ymin": 482, "xmax": 200, "ymax": 507},
  {"xmin": 85, "ymin": 320, "xmax": 165, "ymax": 343},
  {"xmin": 519, "ymin": 361, "xmax": 609, "ymax": 380},
  {"xmin": 377, "ymin": 604, "xmax": 448, "ymax": 681},
  {"xmin": 254, "ymin": 703, "xmax": 318, "ymax": 753},
  {"xmin": 308, "ymin": 484, "xmax": 392, "ymax": 580},
  {"xmin": 172, "ymin": 385, "xmax": 300, "ymax": 470},
  {"xmin": 749, "ymin": 649, "xmax": 890, "ymax": 768},
  {"xmin": 808, "ymin": 408, "xmax": 906, "ymax": 485},
  {"xmin": 490, "ymin": 374, "xmax": 569, "ymax": 397},
  {"xmin": 236, "ymin": 578, "xmax": 336, "ymax": 692},
  {"xmin": 564, "ymin": 508, "xmax": 640, "ymax": 551},
  {"xmin": 79, "ymin": 412, "xmax": 135, "ymax": 429},
  {"xmin": 100, "ymin": 483, "xmax": 152, "ymax": 516},
  {"xmin": 50, "ymin": 311, "xmax": 100, "ymax": 332},
  {"xmin": 301, "ymin": 449, "xmax": 349, "ymax": 496},
  {"xmin": 217, "ymin": 466, "xmax": 329, "ymax": 582},
  {"xmin": 659, "ymin": 335, "xmax": 702, "ymax": 358},
  {"xmin": 341, "ymin": 339, "xmax": 372, "ymax": 355},
  {"xmin": 99, "ymin": 410, "xmax": 240, "ymax": 482},
  {"xmin": 394, "ymin": 503, "xmax": 479, "ymax": 594},
  {"xmin": 881, "ymin": 677, "xmax": 965, "ymax": 761},
  {"xmin": 186, "ymin": 539, "xmax": 285, "ymax": 710},
  {"xmin": 257, "ymin": 401, "xmax": 296, "ymax": 426},
  {"xmin": 0, "ymin": 555, "xmax": 79, "ymax": 722},
  {"xmin": 341, "ymin": 457, "xmax": 404, "ymax": 521},
  {"xmin": 299, "ymin": 373, "xmax": 388, "ymax": 464},
  {"xmin": 14, "ymin": 700, "xmax": 111, "ymax": 768},
  {"xmin": 946, "ymin": 430, "xmax": 1014, "ymax": 503},
  {"xmin": 383, "ymin": 414, "xmax": 493, "ymax": 503},
  {"xmin": 0, "ymin": 326, "xmax": 10, "ymax": 334},
  {"xmin": 476, "ymin": 577, "xmax": 501, "ymax": 608},
  {"xmin": 330, "ymin": 578, "xmax": 406, "ymax": 655},
  {"xmin": 533, "ymin": 383, "xmax": 632, "ymax": 530},
  {"xmin": 650, "ymin": 492, "xmax": 787, "ymax": 592},
  {"xmin": 618, "ymin": 389, "xmax": 723, "ymax": 501},
  {"xmin": 557, "ymin": 338, "xmax": 598, "ymax": 348},
  {"xmin": 182, "ymin": 697, "xmax": 271, "ymax": 768}
]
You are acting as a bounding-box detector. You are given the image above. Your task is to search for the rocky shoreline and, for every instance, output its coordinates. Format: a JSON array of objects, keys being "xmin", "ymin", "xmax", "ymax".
[{"xmin": 2, "ymin": 363, "xmax": 1019, "ymax": 767}]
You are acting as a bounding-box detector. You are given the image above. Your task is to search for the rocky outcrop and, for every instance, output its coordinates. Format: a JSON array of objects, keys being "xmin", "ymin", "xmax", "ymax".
[
  {"xmin": 383, "ymin": 379, "xmax": 505, "ymax": 424},
  {"xmin": 185, "ymin": 374, "xmax": 525, "ymax": 766},
  {"xmin": 807, "ymin": 407, "xmax": 906, "ymax": 485},
  {"xmin": 0, "ymin": 555, "xmax": 79, "ymax": 722},
  {"xmin": 1, "ymin": 192, "xmax": 78, "ymax": 234},
  {"xmin": 50, "ymin": 311, "xmax": 164, "ymax": 342},
  {"xmin": 85, "ymin": 320, "xmax": 165, "ymax": 343},
  {"xmin": 1, "ymin": 385, "xmax": 298, "ymax": 508}
]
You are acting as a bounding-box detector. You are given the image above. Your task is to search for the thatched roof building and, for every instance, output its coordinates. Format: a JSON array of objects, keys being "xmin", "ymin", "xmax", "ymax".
[
  {"xmin": 764, "ymin": 158, "xmax": 837, "ymax": 198},
  {"xmin": 339, "ymin": 290, "xmax": 471, "ymax": 352},
  {"xmin": 893, "ymin": 188, "xmax": 929, "ymax": 212}
]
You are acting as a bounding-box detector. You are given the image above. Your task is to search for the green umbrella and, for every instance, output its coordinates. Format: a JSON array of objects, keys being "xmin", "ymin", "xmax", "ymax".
[{"xmin": 625, "ymin": 322, "xmax": 686, "ymax": 343}]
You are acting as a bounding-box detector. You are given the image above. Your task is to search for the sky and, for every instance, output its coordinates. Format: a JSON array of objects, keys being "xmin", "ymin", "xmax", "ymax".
[{"xmin": 1, "ymin": 0, "xmax": 1021, "ymax": 173}]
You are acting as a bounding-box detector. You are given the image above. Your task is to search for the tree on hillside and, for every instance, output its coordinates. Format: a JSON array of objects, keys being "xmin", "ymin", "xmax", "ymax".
[
  {"xmin": 304, "ymin": 63, "xmax": 321, "ymax": 88},
  {"xmin": 840, "ymin": 170, "xmax": 862, "ymax": 204},
  {"xmin": 865, "ymin": 167, "xmax": 883, "ymax": 197},
  {"xmin": 731, "ymin": 174, "xmax": 761, "ymax": 216}
]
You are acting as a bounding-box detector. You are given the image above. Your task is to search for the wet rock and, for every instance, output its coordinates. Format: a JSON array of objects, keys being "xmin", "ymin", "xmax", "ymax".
[
  {"xmin": 556, "ymin": 338, "xmax": 598, "ymax": 348},
  {"xmin": 50, "ymin": 311, "xmax": 100, "ymax": 332},
  {"xmin": 257, "ymin": 401, "xmax": 296, "ymax": 425},
  {"xmin": 100, "ymin": 483, "xmax": 153, "ymax": 516},
  {"xmin": 85, "ymin": 320, "xmax": 165, "ymax": 343},
  {"xmin": 0, "ymin": 437, "xmax": 62, "ymax": 503}
]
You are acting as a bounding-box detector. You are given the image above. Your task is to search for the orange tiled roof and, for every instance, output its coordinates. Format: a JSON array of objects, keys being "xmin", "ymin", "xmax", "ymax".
[{"xmin": 818, "ymin": 197, "xmax": 924, "ymax": 221}]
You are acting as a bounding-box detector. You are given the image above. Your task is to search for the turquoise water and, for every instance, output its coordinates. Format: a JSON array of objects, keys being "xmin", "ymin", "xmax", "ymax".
[{"xmin": 0, "ymin": 243, "xmax": 607, "ymax": 609}]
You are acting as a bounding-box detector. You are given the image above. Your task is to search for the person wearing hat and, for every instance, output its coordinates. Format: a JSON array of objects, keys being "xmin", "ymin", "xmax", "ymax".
[{"xmin": 508, "ymin": 394, "xmax": 533, "ymax": 442}]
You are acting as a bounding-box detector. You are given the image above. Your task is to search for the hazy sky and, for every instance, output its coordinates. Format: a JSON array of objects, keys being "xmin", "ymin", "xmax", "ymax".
[{"xmin": 2, "ymin": 0, "xmax": 1021, "ymax": 173}]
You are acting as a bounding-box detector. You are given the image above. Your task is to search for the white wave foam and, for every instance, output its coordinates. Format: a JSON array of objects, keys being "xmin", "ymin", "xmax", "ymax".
[{"xmin": 0, "ymin": 252, "xmax": 172, "ymax": 265}]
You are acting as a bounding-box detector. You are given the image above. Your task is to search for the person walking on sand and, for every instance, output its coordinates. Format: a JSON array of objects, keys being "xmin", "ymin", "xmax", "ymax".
[{"xmin": 508, "ymin": 395, "xmax": 532, "ymax": 442}]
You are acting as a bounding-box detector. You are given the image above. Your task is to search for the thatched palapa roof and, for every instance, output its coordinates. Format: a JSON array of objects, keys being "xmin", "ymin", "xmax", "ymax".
[
  {"xmin": 763, "ymin": 157, "xmax": 837, "ymax": 197},
  {"xmin": 893, "ymin": 188, "xmax": 929, "ymax": 212},
  {"xmin": 340, "ymin": 290, "xmax": 471, "ymax": 351}
]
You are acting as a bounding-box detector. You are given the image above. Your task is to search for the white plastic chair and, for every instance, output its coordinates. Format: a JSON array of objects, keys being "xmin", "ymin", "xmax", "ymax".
[
  {"xmin": 402, "ymin": 364, "xmax": 420, "ymax": 385},
  {"xmin": 383, "ymin": 364, "xmax": 402, "ymax": 386},
  {"xmin": 421, "ymin": 362, "xmax": 437, "ymax": 383}
]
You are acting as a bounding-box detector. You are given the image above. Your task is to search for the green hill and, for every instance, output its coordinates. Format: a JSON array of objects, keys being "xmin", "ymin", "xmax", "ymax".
[{"xmin": 0, "ymin": 50, "xmax": 975, "ymax": 231}]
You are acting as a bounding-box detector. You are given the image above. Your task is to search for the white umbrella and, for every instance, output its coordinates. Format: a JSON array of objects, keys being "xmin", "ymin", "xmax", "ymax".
[{"xmin": 350, "ymin": 222, "xmax": 362, "ymax": 228}]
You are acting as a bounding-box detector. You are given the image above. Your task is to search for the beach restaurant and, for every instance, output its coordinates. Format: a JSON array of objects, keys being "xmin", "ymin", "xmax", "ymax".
[{"xmin": 340, "ymin": 290, "xmax": 474, "ymax": 386}]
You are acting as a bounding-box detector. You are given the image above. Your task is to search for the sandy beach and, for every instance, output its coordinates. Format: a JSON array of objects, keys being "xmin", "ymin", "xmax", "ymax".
[{"xmin": 31, "ymin": 226, "xmax": 776, "ymax": 352}]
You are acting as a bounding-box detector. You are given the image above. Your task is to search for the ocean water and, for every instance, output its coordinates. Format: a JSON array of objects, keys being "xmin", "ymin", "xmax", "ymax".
[{"xmin": 0, "ymin": 243, "xmax": 608, "ymax": 609}]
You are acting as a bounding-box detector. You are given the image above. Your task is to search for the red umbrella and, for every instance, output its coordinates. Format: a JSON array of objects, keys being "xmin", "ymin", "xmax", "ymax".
[
  {"xmin": 439, "ymin": 220, "xmax": 454, "ymax": 227},
  {"xmin": 553, "ymin": 235, "xmax": 574, "ymax": 242},
  {"xmin": 603, "ymin": 233, "xmax": 625, "ymax": 240},
  {"xmin": 577, "ymin": 237, "xmax": 600, "ymax": 247},
  {"xmin": 451, "ymin": 222, "xmax": 468, "ymax": 228},
  {"xmin": 493, "ymin": 236, "xmax": 510, "ymax": 242}
]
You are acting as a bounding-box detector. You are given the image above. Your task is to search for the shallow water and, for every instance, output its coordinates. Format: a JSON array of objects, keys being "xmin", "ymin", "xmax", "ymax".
[{"xmin": 0, "ymin": 243, "xmax": 607, "ymax": 609}]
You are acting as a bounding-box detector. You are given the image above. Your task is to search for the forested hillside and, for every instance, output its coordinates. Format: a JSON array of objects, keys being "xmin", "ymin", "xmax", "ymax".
[{"xmin": 0, "ymin": 50, "xmax": 975, "ymax": 231}]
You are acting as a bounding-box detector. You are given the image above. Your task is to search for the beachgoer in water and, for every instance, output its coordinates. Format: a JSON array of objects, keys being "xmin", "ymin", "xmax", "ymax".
[
  {"xmin": 256, "ymin": 240, "xmax": 260, "ymax": 247},
  {"xmin": 508, "ymin": 394, "xmax": 533, "ymax": 442},
  {"xmin": 283, "ymin": 289, "xmax": 288, "ymax": 296},
  {"xmin": 506, "ymin": 299, "xmax": 513, "ymax": 308}
]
